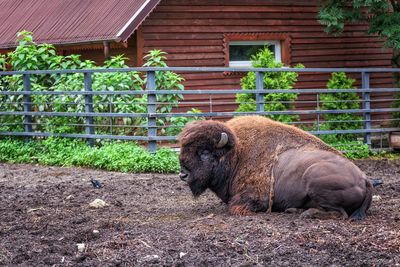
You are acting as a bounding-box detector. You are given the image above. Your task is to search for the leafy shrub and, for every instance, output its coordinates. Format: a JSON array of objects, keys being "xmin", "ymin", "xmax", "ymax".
[
  {"xmin": 318, "ymin": 72, "xmax": 363, "ymax": 143},
  {"xmin": 166, "ymin": 108, "xmax": 204, "ymax": 136},
  {"xmin": 0, "ymin": 32, "xmax": 187, "ymax": 136},
  {"xmin": 235, "ymin": 47, "xmax": 304, "ymax": 123}
]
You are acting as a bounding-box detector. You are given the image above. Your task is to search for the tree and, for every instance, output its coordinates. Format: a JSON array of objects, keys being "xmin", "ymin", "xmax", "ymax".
[{"xmin": 318, "ymin": 1, "xmax": 400, "ymax": 69}]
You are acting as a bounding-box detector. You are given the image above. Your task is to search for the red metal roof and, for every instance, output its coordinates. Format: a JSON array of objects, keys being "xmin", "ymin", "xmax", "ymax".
[{"xmin": 0, "ymin": 0, "xmax": 161, "ymax": 49}]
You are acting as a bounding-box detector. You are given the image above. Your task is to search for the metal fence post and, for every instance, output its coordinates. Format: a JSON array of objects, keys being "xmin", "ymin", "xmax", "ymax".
[
  {"xmin": 147, "ymin": 71, "xmax": 157, "ymax": 153},
  {"xmin": 84, "ymin": 72, "xmax": 94, "ymax": 146},
  {"xmin": 362, "ymin": 72, "xmax": 371, "ymax": 147},
  {"xmin": 255, "ymin": 71, "xmax": 264, "ymax": 113},
  {"xmin": 23, "ymin": 74, "xmax": 33, "ymax": 135},
  {"xmin": 316, "ymin": 93, "xmax": 320, "ymax": 131}
]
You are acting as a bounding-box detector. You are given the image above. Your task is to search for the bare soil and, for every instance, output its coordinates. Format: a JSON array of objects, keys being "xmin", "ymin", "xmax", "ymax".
[{"xmin": 0, "ymin": 159, "xmax": 399, "ymax": 267}]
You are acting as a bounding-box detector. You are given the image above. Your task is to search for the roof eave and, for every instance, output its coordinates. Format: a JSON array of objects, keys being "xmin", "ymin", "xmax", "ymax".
[
  {"xmin": 0, "ymin": 38, "xmax": 121, "ymax": 50},
  {"xmin": 117, "ymin": 0, "xmax": 161, "ymax": 42}
]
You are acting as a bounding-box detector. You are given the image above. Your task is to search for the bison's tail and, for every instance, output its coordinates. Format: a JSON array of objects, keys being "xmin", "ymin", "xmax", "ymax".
[{"xmin": 349, "ymin": 179, "xmax": 373, "ymax": 220}]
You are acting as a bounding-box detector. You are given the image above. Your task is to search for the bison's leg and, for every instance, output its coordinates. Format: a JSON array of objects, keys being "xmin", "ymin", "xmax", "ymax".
[
  {"xmin": 228, "ymin": 190, "xmax": 268, "ymax": 216},
  {"xmin": 274, "ymin": 149, "xmax": 371, "ymax": 220},
  {"xmin": 305, "ymin": 174, "xmax": 367, "ymax": 220},
  {"xmin": 348, "ymin": 180, "xmax": 373, "ymax": 221}
]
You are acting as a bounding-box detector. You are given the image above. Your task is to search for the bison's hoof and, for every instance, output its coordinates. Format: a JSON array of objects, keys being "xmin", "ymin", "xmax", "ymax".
[
  {"xmin": 284, "ymin": 208, "xmax": 304, "ymax": 214},
  {"xmin": 300, "ymin": 208, "xmax": 344, "ymax": 220}
]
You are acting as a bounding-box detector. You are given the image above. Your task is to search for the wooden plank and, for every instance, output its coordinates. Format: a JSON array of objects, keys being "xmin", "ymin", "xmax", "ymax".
[
  {"xmin": 292, "ymin": 37, "xmax": 388, "ymax": 45},
  {"xmin": 292, "ymin": 42, "xmax": 388, "ymax": 50},
  {"xmin": 141, "ymin": 25, "xmax": 369, "ymax": 33},
  {"xmin": 161, "ymin": 59, "xmax": 226, "ymax": 66},
  {"xmin": 155, "ymin": 6, "xmax": 319, "ymax": 13},
  {"xmin": 162, "ymin": 0, "xmax": 317, "ymax": 6},
  {"xmin": 146, "ymin": 39, "xmax": 222, "ymax": 47},
  {"xmin": 289, "ymin": 31, "xmax": 376, "ymax": 38},
  {"xmin": 162, "ymin": 53, "xmax": 223, "ymax": 60},
  {"xmin": 144, "ymin": 19, "xmax": 322, "ymax": 27},
  {"xmin": 151, "ymin": 12, "xmax": 320, "ymax": 20},
  {"xmin": 293, "ymin": 54, "xmax": 392, "ymax": 63},
  {"xmin": 144, "ymin": 45, "xmax": 222, "ymax": 53},
  {"xmin": 144, "ymin": 33, "xmax": 222, "ymax": 40},
  {"xmin": 136, "ymin": 28, "xmax": 144, "ymax": 67},
  {"xmin": 292, "ymin": 48, "xmax": 392, "ymax": 57},
  {"xmin": 184, "ymin": 77, "xmax": 240, "ymax": 87}
]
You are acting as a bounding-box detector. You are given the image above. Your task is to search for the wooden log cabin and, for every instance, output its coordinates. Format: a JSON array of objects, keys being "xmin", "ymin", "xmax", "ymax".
[{"xmin": 0, "ymin": 0, "xmax": 395, "ymax": 125}]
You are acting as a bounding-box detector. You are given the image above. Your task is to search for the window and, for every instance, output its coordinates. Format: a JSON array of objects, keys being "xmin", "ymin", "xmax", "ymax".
[
  {"xmin": 223, "ymin": 33, "xmax": 290, "ymax": 69},
  {"xmin": 229, "ymin": 40, "xmax": 281, "ymax": 67}
]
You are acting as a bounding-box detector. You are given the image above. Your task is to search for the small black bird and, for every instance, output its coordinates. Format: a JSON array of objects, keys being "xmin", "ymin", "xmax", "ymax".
[
  {"xmin": 370, "ymin": 179, "xmax": 383, "ymax": 187},
  {"xmin": 90, "ymin": 178, "xmax": 102, "ymax": 189}
]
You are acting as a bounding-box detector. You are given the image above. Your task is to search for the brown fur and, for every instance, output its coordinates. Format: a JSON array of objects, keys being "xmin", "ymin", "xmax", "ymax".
[
  {"xmin": 178, "ymin": 116, "xmax": 372, "ymax": 220},
  {"xmin": 226, "ymin": 116, "xmax": 340, "ymax": 207}
]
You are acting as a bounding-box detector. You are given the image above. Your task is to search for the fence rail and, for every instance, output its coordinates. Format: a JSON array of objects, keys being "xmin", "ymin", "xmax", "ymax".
[{"xmin": 1, "ymin": 67, "xmax": 400, "ymax": 152}]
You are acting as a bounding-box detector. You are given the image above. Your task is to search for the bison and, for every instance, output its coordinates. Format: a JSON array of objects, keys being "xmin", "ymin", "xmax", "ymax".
[{"xmin": 178, "ymin": 116, "xmax": 373, "ymax": 220}]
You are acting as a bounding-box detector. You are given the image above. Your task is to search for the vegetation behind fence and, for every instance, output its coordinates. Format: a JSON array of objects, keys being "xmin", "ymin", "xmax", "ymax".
[{"xmin": 1, "ymin": 67, "xmax": 400, "ymax": 153}]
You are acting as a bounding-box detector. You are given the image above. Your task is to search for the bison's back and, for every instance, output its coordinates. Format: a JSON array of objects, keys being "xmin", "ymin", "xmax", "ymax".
[{"xmin": 226, "ymin": 116, "xmax": 338, "ymax": 155}]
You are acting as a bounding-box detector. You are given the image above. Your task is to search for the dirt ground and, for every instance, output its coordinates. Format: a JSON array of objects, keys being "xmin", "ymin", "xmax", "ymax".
[{"xmin": 0, "ymin": 159, "xmax": 399, "ymax": 267}]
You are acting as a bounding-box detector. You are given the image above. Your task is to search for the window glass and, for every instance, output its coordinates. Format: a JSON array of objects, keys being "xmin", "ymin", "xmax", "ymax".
[
  {"xmin": 230, "ymin": 44, "xmax": 275, "ymax": 61},
  {"xmin": 229, "ymin": 41, "xmax": 281, "ymax": 67}
]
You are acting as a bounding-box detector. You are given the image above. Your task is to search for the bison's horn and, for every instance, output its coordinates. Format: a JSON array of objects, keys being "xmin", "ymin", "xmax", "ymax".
[{"xmin": 216, "ymin": 132, "xmax": 228, "ymax": 148}]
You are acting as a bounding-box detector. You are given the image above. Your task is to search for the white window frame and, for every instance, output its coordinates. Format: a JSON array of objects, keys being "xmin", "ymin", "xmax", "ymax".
[{"xmin": 229, "ymin": 40, "xmax": 281, "ymax": 67}]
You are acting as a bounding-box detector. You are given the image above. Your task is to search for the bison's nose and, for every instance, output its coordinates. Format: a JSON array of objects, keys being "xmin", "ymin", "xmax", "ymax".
[{"xmin": 179, "ymin": 172, "xmax": 188, "ymax": 181}]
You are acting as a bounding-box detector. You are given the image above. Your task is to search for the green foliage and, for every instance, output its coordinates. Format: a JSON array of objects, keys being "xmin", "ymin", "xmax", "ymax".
[
  {"xmin": 393, "ymin": 92, "xmax": 400, "ymax": 127},
  {"xmin": 318, "ymin": 72, "xmax": 363, "ymax": 143},
  {"xmin": 331, "ymin": 140, "xmax": 372, "ymax": 159},
  {"xmin": 318, "ymin": 1, "xmax": 399, "ymax": 48},
  {"xmin": 0, "ymin": 137, "xmax": 180, "ymax": 173},
  {"xmin": 0, "ymin": 54, "xmax": 6, "ymax": 70},
  {"xmin": 369, "ymin": 150, "xmax": 400, "ymax": 160},
  {"xmin": 235, "ymin": 47, "xmax": 303, "ymax": 123},
  {"xmin": 142, "ymin": 49, "xmax": 186, "ymax": 135},
  {"xmin": 166, "ymin": 108, "xmax": 204, "ymax": 136},
  {"xmin": 1, "ymin": 31, "xmax": 189, "ymax": 136},
  {"xmin": 0, "ymin": 138, "xmax": 40, "ymax": 163}
]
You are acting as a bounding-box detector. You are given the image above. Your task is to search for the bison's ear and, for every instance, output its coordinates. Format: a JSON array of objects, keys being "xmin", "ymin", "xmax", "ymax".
[{"xmin": 216, "ymin": 132, "xmax": 228, "ymax": 148}]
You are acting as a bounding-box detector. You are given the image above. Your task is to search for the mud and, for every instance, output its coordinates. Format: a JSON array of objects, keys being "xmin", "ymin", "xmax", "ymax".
[{"xmin": 0, "ymin": 159, "xmax": 399, "ymax": 266}]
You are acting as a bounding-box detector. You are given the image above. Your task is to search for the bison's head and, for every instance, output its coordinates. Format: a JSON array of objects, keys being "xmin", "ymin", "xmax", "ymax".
[{"xmin": 178, "ymin": 120, "xmax": 237, "ymax": 199}]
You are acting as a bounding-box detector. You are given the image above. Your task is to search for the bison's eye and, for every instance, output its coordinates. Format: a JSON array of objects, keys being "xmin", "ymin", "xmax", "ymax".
[{"xmin": 199, "ymin": 149, "xmax": 212, "ymax": 161}]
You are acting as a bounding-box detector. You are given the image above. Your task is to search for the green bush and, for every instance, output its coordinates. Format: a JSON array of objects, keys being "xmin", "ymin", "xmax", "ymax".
[
  {"xmin": 318, "ymin": 72, "xmax": 363, "ymax": 143},
  {"xmin": 393, "ymin": 92, "xmax": 400, "ymax": 127},
  {"xmin": 0, "ymin": 137, "xmax": 180, "ymax": 173},
  {"xmin": 235, "ymin": 47, "xmax": 304, "ymax": 123}
]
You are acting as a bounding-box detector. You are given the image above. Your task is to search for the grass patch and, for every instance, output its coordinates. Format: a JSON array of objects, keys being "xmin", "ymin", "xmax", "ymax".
[{"xmin": 0, "ymin": 137, "xmax": 180, "ymax": 173}]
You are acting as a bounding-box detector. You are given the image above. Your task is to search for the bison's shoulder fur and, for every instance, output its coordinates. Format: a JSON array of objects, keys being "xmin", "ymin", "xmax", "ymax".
[{"xmin": 178, "ymin": 116, "xmax": 373, "ymax": 220}]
